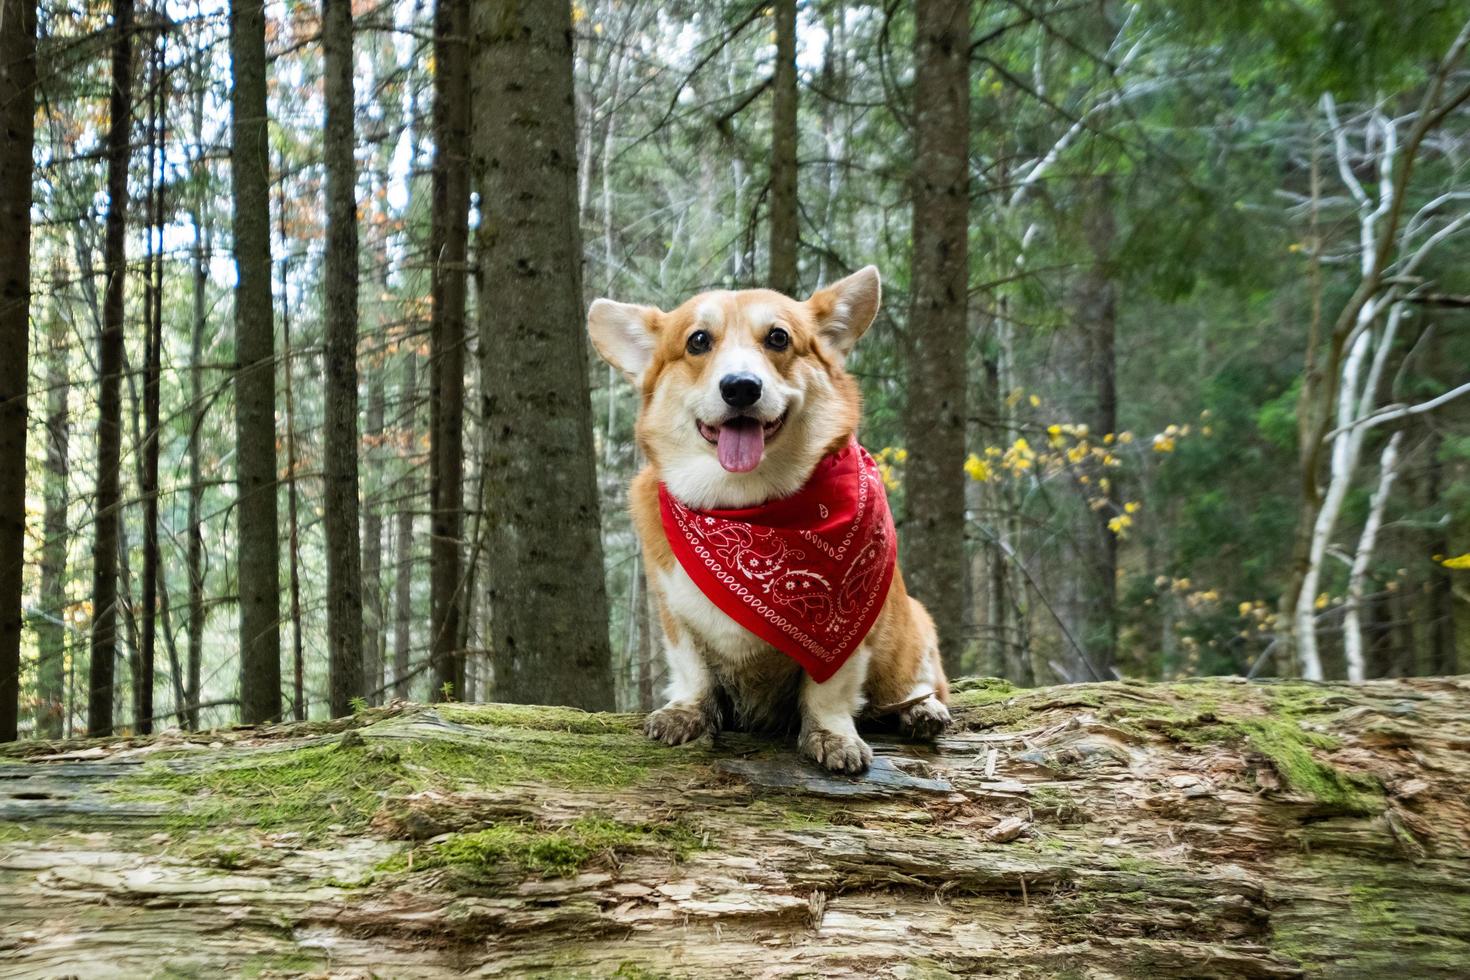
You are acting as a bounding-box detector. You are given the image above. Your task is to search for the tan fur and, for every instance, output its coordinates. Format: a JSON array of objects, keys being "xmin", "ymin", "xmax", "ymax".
[{"xmin": 593, "ymin": 268, "xmax": 949, "ymax": 763}]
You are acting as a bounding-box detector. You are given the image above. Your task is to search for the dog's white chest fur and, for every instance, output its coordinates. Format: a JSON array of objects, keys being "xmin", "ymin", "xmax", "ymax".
[{"xmin": 658, "ymin": 564, "xmax": 770, "ymax": 666}]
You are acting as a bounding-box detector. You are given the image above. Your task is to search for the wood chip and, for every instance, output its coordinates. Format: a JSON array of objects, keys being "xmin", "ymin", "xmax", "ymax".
[{"xmin": 985, "ymin": 816, "xmax": 1030, "ymax": 843}]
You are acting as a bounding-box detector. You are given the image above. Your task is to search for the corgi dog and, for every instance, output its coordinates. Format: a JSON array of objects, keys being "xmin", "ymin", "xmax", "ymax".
[{"xmin": 587, "ymin": 266, "xmax": 950, "ymax": 773}]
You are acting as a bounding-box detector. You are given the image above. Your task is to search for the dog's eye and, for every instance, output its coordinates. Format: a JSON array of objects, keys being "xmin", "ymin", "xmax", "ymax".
[
  {"xmin": 764, "ymin": 327, "xmax": 790, "ymax": 352},
  {"xmin": 686, "ymin": 330, "xmax": 712, "ymax": 355}
]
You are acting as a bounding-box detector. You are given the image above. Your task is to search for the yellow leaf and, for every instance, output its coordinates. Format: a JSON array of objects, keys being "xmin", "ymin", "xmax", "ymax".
[
  {"xmin": 963, "ymin": 453, "xmax": 991, "ymax": 483},
  {"xmin": 1440, "ymin": 553, "xmax": 1470, "ymax": 570}
]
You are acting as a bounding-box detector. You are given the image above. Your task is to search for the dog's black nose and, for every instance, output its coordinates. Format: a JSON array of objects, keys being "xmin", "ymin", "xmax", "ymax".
[{"xmin": 720, "ymin": 373, "xmax": 763, "ymax": 409}]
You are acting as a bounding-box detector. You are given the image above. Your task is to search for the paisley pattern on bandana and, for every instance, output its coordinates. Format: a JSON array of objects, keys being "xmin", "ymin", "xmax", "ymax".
[{"xmin": 659, "ymin": 440, "xmax": 897, "ymax": 683}]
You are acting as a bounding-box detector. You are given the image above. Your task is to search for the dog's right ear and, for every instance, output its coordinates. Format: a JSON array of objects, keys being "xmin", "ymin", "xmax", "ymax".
[{"xmin": 588, "ymin": 299, "xmax": 661, "ymax": 384}]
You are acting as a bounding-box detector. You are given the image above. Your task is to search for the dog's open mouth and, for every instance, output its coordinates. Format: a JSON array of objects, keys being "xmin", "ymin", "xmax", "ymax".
[{"xmin": 697, "ymin": 413, "xmax": 786, "ymax": 473}]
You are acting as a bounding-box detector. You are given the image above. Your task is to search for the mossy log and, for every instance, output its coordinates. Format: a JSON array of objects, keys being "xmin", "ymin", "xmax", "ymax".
[{"xmin": 3, "ymin": 676, "xmax": 1469, "ymax": 978}]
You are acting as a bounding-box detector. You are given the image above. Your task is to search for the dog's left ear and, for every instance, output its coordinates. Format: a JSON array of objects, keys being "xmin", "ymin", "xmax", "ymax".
[{"xmin": 807, "ymin": 265, "xmax": 881, "ymax": 360}]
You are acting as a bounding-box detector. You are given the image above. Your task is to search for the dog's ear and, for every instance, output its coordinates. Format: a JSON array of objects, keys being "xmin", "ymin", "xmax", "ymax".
[
  {"xmin": 588, "ymin": 299, "xmax": 661, "ymax": 383},
  {"xmin": 807, "ymin": 265, "xmax": 880, "ymax": 360}
]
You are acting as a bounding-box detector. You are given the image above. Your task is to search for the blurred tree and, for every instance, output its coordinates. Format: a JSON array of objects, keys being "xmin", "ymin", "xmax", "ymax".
[
  {"xmin": 903, "ymin": 0, "xmax": 970, "ymax": 678},
  {"xmin": 475, "ymin": 0, "xmax": 614, "ymax": 709},
  {"xmin": 231, "ymin": 0, "xmax": 282, "ymax": 724},
  {"xmin": 0, "ymin": 0, "xmax": 38, "ymax": 743}
]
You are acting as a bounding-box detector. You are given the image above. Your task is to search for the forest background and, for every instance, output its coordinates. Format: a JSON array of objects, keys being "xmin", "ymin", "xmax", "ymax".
[{"xmin": 1, "ymin": 0, "xmax": 1468, "ymax": 740}]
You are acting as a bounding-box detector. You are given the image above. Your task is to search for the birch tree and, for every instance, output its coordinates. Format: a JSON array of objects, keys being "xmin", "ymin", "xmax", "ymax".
[{"xmin": 1283, "ymin": 39, "xmax": 1470, "ymax": 677}]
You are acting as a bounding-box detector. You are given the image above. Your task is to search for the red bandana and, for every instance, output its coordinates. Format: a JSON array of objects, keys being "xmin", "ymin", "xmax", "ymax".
[{"xmin": 658, "ymin": 440, "xmax": 897, "ymax": 683}]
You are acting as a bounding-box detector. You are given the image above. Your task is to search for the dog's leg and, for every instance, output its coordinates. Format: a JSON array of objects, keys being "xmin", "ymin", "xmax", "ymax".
[
  {"xmin": 798, "ymin": 647, "xmax": 873, "ymax": 774},
  {"xmin": 645, "ymin": 623, "xmax": 719, "ymax": 746},
  {"xmin": 897, "ymin": 644, "xmax": 951, "ymax": 739}
]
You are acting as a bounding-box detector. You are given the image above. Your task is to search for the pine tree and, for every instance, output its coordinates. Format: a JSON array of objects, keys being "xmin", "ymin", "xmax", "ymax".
[
  {"xmin": 322, "ymin": 0, "xmax": 364, "ymax": 716},
  {"xmin": 0, "ymin": 0, "xmax": 38, "ymax": 741},
  {"xmin": 428, "ymin": 0, "xmax": 470, "ymax": 701},
  {"xmin": 902, "ymin": 0, "xmax": 970, "ymax": 679},
  {"xmin": 475, "ymin": 0, "xmax": 614, "ymax": 709},
  {"xmin": 768, "ymin": 0, "xmax": 799, "ymax": 294},
  {"xmin": 88, "ymin": 0, "xmax": 136, "ymax": 736},
  {"xmin": 231, "ymin": 0, "xmax": 282, "ymax": 724}
]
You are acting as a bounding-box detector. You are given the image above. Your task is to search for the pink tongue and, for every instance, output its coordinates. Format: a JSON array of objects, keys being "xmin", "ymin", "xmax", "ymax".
[{"xmin": 716, "ymin": 418, "xmax": 765, "ymax": 473}]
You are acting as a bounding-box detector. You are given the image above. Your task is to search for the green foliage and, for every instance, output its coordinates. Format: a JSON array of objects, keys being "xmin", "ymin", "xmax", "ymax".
[{"xmin": 1143, "ymin": 0, "xmax": 1465, "ymax": 97}]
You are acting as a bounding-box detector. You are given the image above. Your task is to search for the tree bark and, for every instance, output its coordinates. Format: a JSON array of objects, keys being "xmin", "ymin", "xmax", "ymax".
[
  {"xmin": 276, "ymin": 159, "xmax": 307, "ymax": 723},
  {"xmin": 322, "ymin": 0, "xmax": 365, "ymax": 717},
  {"xmin": 902, "ymin": 0, "xmax": 970, "ymax": 680},
  {"xmin": 88, "ymin": 0, "xmax": 136, "ymax": 737},
  {"xmin": 0, "ymin": 0, "xmax": 37, "ymax": 742},
  {"xmin": 363, "ymin": 373, "xmax": 386, "ymax": 705},
  {"xmin": 1343, "ymin": 431, "xmax": 1403, "ymax": 681},
  {"xmin": 137, "ymin": 32, "xmax": 166, "ymax": 735},
  {"xmin": 1425, "ymin": 430, "xmax": 1458, "ymax": 676},
  {"xmin": 186, "ymin": 44, "xmax": 211, "ymax": 732},
  {"xmin": 767, "ymin": 0, "xmax": 798, "ymax": 295},
  {"xmin": 428, "ymin": 0, "xmax": 471, "ymax": 702},
  {"xmin": 1057, "ymin": 177, "xmax": 1118, "ymax": 681},
  {"xmin": 393, "ymin": 354, "xmax": 418, "ymax": 702},
  {"xmin": 473, "ymin": 0, "xmax": 614, "ymax": 710},
  {"xmin": 5, "ymin": 676, "xmax": 1469, "ymax": 976},
  {"xmin": 36, "ymin": 287, "xmax": 69, "ymax": 739},
  {"xmin": 231, "ymin": 0, "xmax": 282, "ymax": 725}
]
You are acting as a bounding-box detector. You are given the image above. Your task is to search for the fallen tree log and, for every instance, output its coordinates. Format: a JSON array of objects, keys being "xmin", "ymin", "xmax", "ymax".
[{"xmin": 2, "ymin": 675, "xmax": 1468, "ymax": 977}]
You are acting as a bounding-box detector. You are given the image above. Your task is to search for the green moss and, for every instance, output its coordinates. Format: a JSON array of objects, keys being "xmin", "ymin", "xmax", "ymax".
[
  {"xmin": 117, "ymin": 719, "xmax": 699, "ymax": 837},
  {"xmin": 121, "ymin": 743, "xmax": 400, "ymax": 835},
  {"xmin": 948, "ymin": 677, "xmax": 1019, "ymax": 704},
  {"xmin": 404, "ymin": 731, "xmax": 668, "ymax": 789},
  {"xmin": 0, "ymin": 822, "xmax": 46, "ymax": 845},
  {"xmin": 436, "ymin": 702, "xmax": 642, "ymax": 735},
  {"xmin": 1029, "ymin": 786, "xmax": 1085, "ymax": 823},
  {"xmin": 382, "ymin": 815, "xmax": 701, "ymax": 879},
  {"xmin": 241, "ymin": 952, "xmax": 327, "ymax": 978},
  {"xmin": 1262, "ymin": 681, "xmax": 1344, "ymax": 716},
  {"xmin": 611, "ymin": 965, "xmax": 672, "ymax": 980},
  {"xmin": 1238, "ymin": 718, "xmax": 1378, "ymax": 813}
]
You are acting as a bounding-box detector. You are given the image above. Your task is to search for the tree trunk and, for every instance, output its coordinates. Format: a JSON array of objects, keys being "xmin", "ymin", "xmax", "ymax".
[
  {"xmin": 363, "ymin": 373, "xmax": 386, "ymax": 705},
  {"xmin": 1425, "ymin": 431, "xmax": 1457, "ymax": 676},
  {"xmin": 36, "ymin": 289, "xmax": 69, "ymax": 739},
  {"xmin": 322, "ymin": 0, "xmax": 365, "ymax": 717},
  {"xmin": 88, "ymin": 0, "xmax": 136, "ymax": 737},
  {"xmin": 231, "ymin": 0, "xmax": 282, "ymax": 725},
  {"xmin": 767, "ymin": 0, "xmax": 798, "ymax": 295},
  {"xmin": 1343, "ymin": 431, "xmax": 1403, "ymax": 681},
  {"xmin": 1057, "ymin": 177, "xmax": 1118, "ymax": 682},
  {"xmin": 428, "ymin": 0, "xmax": 471, "ymax": 702},
  {"xmin": 185, "ymin": 49, "xmax": 211, "ymax": 732},
  {"xmin": 393, "ymin": 354, "xmax": 418, "ymax": 702},
  {"xmin": 137, "ymin": 33, "xmax": 166, "ymax": 735},
  {"xmin": 902, "ymin": 0, "xmax": 969, "ymax": 680},
  {"xmin": 474, "ymin": 0, "xmax": 614, "ymax": 710},
  {"xmin": 0, "ymin": 0, "xmax": 37, "ymax": 743},
  {"xmin": 275, "ymin": 154, "xmax": 307, "ymax": 722},
  {"xmin": 635, "ymin": 561, "xmax": 655, "ymax": 712},
  {"xmin": 5, "ymin": 676, "xmax": 1469, "ymax": 975}
]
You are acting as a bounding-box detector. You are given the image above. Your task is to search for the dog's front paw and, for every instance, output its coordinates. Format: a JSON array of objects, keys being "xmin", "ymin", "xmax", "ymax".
[
  {"xmin": 799, "ymin": 728, "xmax": 873, "ymax": 774},
  {"xmin": 898, "ymin": 696, "xmax": 952, "ymax": 740},
  {"xmin": 645, "ymin": 701, "xmax": 713, "ymax": 746}
]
